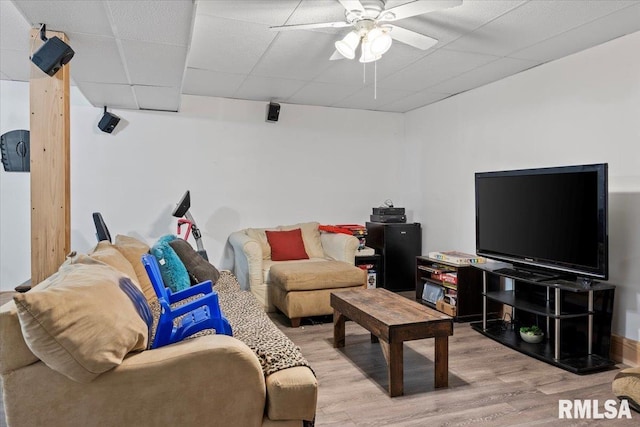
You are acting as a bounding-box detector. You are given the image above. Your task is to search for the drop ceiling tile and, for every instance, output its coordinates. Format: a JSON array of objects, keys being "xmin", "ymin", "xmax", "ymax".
[
  {"xmin": 197, "ymin": 0, "xmax": 299, "ymax": 26},
  {"xmin": 121, "ymin": 40, "xmax": 187, "ymax": 87},
  {"xmin": 0, "ymin": 1, "xmax": 31, "ymax": 52},
  {"xmin": 446, "ymin": 0, "xmax": 639, "ymax": 57},
  {"xmin": 12, "ymin": 0, "xmax": 113, "ymax": 37},
  {"xmin": 379, "ymin": 90, "xmax": 453, "ymax": 112},
  {"xmin": 331, "ymin": 86, "xmax": 415, "ymax": 111},
  {"xmin": 511, "ymin": 3, "xmax": 640, "ymax": 62},
  {"xmin": 381, "ymin": 0, "xmax": 524, "ymax": 49},
  {"xmin": 188, "ymin": 15, "xmax": 276, "ymax": 74},
  {"xmin": 284, "ymin": 0, "xmax": 346, "ymax": 26},
  {"xmin": 76, "ymin": 82, "xmax": 137, "ymax": 109},
  {"xmin": 65, "ymin": 33, "xmax": 128, "ymax": 85},
  {"xmin": 430, "ymin": 56, "xmax": 539, "ymax": 94},
  {"xmin": 182, "ymin": 68, "xmax": 246, "ymax": 98},
  {"xmin": 0, "ymin": 49, "xmax": 31, "ymax": 81},
  {"xmin": 377, "ymin": 48, "xmax": 498, "ymax": 91},
  {"xmin": 133, "ymin": 85, "xmax": 180, "ymax": 112},
  {"xmin": 234, "ymin": 76, "xmax": 307, "ymax": 102},
  {"xmin": 285, "ymin": 81, "xmax": 361, "ymax": 106},
  {"xmin": 106, "ymin": 0, "xmax": 194, "ymax": 46},
  {"xmin": 251, "ymin": 31, "xmax": 336, "ymax": 80}
]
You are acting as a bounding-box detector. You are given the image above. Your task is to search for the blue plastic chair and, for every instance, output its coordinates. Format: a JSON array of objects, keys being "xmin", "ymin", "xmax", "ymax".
[{"xmin": 141, "ymin": 254, "xmax": 232, "ymax": 349}]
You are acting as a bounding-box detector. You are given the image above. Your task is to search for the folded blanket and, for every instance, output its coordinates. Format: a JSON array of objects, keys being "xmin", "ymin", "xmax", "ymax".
[{"xmin": 215, "ymin": 271, "xmax": 313, "ymax": 377}]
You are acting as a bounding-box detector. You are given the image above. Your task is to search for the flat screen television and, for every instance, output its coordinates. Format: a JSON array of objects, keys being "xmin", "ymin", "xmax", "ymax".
[{"xmin": 475, "ymin": 163, "xmax": 608, "ymax": 281}]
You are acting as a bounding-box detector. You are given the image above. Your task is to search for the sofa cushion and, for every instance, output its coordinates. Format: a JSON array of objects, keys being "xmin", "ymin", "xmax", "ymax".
[
  {"xmin": 266, "ymin": 229, "xmax": 309, "ymax": 261},
  {"xmin": 266, "ymin": 366, "xmax": 318, "ymax": 421},
  {"xmin": 270, "ymin": 261, "xmax": 366, "ymax": 291},
  {"xmin": 113, "ymin": 234, "xmax": 157, "ymax": 305},
  {"xmin": 279, "ymin": 222, "xmax": 324, "ymax": 259},
  {"xmin": 246, "ymin": 227, "xmax": 275, "ymax": 260},
  {"xmin": 89, "ymin": 241, "xmax": 139, "ymax": 285},
  {"xmin": 13, "ymin": 254, "xmax": 149, "ymax": 383},
  {"xmin": 151, "ymin": 235, "xmax": 191, "ymax": 293},
  {"xmin": 169, "ymin": 238, "xmax": 220, "ymax": 284}
]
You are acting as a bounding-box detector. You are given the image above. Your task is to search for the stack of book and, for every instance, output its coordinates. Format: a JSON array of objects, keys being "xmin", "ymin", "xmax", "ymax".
[{"xmin": 428, "ymin": 251, "xmax": 486, "ymax": 265}]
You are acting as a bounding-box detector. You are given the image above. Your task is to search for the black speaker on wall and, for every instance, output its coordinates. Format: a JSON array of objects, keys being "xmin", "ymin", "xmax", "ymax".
[
  {"xmin": 266, "ymin": 102, "xmax": 280, "ymax": 122},
  {"xmin": 30, "ymin": 25, "xmax": 74, "ymax": 77},
  {"xmin": 1, "ymin": 130, "xmax": 30, "ymax": 172},
  {"xmin": 98, "ymin": 107, "xmax": 121, "ymax": 133}
]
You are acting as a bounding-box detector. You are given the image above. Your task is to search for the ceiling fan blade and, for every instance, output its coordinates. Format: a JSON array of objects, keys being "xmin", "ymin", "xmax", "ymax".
[
  {"xmin": 338, "ymin": 0, "xmax": 365, "ymax": 13},
  {"xmin": 387, "ymin": 25, "xmax": 438, "ymax": 50},
  {"xmin": 378, "ymin": 0, "xmax": 463, "ymax": 22},
  {"xmin": 270, "ymin": 21, "xmax": 351, "ymax": 31},
  {"xmin": 330, "ymin": 50, "xmax": 346, "ymax": 60}
]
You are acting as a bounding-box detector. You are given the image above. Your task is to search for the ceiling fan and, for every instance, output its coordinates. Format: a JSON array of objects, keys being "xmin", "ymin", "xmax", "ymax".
[{"xmin": 270, "ymin": 0, "xmax": 463, "ymax": 63}]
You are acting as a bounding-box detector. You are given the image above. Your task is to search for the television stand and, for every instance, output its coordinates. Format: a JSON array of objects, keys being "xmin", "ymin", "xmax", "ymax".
[
  {"xmin": 471, "ymin": 263, "xmax": 616, "ymax": 374},
  {"xmin": 493, "ymin": 267, "xmax": 568, "ymax": 283}
]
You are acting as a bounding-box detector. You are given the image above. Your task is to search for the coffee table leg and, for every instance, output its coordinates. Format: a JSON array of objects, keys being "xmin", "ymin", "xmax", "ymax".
[
  {"xmin": 388, "ymin": 342, "xmax": 403, "ymax": 397},
  {"xmin": 434, "ymin": 335, "xmax": 449, "ymax": 388},
  {"xmin": 333, "ymin": 310, "xmax": 346, "ymax": 348}
]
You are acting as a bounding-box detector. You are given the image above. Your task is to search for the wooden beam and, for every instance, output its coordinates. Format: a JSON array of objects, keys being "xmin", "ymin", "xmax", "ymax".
[{"xmin": 29, "ymin": 28, "xmax": 71, "ymax": 286}]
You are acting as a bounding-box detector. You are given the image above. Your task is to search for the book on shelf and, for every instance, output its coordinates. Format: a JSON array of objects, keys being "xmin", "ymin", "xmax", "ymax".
[
  {"xmin": 428, "ymin": 251, "xmax": 486, "ymax": 265},
  {"xmin": 418, "ymin": 264, "xmax": 455, "ymax": 275}
]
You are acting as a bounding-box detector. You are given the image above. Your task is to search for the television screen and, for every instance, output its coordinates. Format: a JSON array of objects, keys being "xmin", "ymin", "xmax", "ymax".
[{"xmin": 475, "ymin": 163, "xmax": 608, "ymax": 280}]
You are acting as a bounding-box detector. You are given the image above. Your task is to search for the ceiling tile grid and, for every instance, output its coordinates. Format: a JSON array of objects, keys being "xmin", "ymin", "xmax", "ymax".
[
  {"xmin": 182, "ymin": 68, "xmax": 247, "ymax": 98},
  {"xmin": 3, "ymin": 0, "xmax": 640, "ymax": 113}
]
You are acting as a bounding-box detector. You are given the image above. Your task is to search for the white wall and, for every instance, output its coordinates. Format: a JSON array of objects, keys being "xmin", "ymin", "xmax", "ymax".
[
  {"xmin": 2, "ymin": 30, "xmax": 639, "ymax": 341},
  {"xmin": 405, "ymin": 31, "xmax": 640, "ymax": 340},
  {"xmin": 0, "ymin": 84, "xmax": 407, "ymax": 291}
]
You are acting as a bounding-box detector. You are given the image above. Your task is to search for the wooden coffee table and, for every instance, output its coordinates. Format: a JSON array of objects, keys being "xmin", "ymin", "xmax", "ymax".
[{"xmin": 331, "ymin": 288, "xmax": 453, "ymax": 397}]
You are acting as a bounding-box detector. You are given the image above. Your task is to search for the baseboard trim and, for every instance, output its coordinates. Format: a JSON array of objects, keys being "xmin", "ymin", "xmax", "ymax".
[{"xmin": 611, "ymin": 334, "xmax": 640, "ymax": 367}]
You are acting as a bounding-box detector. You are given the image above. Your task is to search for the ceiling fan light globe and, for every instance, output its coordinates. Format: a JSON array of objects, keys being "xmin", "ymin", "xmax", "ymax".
[
  {"xmin": 359, "ymin": 40, "xmax": 381, "ymax": 63},
  {"xmin": 335, "ymin": 31, "xmax": 360, "ymax": 60},
  {"xmin": 370, "ymin": 32, "xmax": 392, "ymax": 55}
]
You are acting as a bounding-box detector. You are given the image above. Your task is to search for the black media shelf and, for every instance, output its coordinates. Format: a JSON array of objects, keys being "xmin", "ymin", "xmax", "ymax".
[
  {"xmin": 470, "ymin": 320, "xmax": 615, "ymax": 374},
  {"xmin": 472, "ymin": 263, "xmax": 616, "ymax": 375},
  {"xmin": 484, "ymin": 291, "xmax": 591, "ymax": 319}
]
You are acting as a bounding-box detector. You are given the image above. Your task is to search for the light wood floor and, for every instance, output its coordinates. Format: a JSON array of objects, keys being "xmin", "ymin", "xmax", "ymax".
[
  {"xmin": 269, "ymin": 311, "xmax": 636, "ymax": 426},
  {"xmin": 1, "ymin": 290, "xmax": 635, "ymax": 426}
]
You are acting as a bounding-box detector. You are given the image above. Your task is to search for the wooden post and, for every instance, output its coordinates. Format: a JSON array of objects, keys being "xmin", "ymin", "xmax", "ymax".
[{"xmin": 29, "ymin": 28, "xmax": 71, "ymax": 286}]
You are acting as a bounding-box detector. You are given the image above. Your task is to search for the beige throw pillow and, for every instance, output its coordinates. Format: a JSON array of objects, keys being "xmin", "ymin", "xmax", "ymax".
[
  {"xmin": 113, "ymin": 234, "xmax": 157, "ymax": 305},
  {"xmin": 279, "ymin": 222, "xmax": 324, "ymax": 259},
  {"xmin": 89, "ymin": 240, "xmax": 139, "ymax": 286},
  {"xmin": 246, "ymin": 228, "xmax": 275, "ymax": 260},
  {"xmin": 13, "ymin": 254, "xmax": 149, "ymax": 383}
]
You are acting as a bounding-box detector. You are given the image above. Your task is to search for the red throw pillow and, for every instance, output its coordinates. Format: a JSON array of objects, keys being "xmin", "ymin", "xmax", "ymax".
[{"xmin": 265, "ymin": 229, "xmax": 309, "ymax": 261}]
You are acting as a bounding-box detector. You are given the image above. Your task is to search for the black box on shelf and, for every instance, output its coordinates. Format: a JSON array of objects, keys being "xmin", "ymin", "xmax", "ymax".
[
  {"xmin": 372, "ymin": 207, "xmax": 405, "ymax": 215},
  {"xmin": 370, "ymin": 214, "xmax": 406, "ymax": 223}
]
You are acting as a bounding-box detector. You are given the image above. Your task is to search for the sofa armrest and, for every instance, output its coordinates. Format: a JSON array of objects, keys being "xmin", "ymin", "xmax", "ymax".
[
  {"xmin": 2, "ymin": 335, "xmax": 266, "ymax": 427},
  {"xmin": 228, "ymin": 231, "xmax": 263, "ymax": 291},
  {"xmin": 320, "ymin": 232, "xmax": 359, "ymax": 265}
]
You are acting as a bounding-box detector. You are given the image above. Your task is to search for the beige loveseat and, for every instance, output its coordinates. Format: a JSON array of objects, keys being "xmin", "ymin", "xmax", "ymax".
[
  {"xmin": 229, "ymin": 222, "xmax": 361, "ymax": 313},
  {"xmin": 0, "ymin": 236, "xmax": 317, "ymax": 427}
]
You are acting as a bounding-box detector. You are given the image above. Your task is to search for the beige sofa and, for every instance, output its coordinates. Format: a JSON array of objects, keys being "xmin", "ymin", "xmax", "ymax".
[
  {"xmin": 0, "ymin": 236, "xmax": 317, "ymax": 427},
  {"xmin": 229, "ymin": 222, "xmax": 361, "ymax": 312}
]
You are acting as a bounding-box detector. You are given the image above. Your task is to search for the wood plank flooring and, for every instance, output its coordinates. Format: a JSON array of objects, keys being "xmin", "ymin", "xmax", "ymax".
[
  {"xmin": 270, "ymin": 311, "xmax": 636, "ymax": 426},
  {"xmin": 1, "ymin": 289, "xmax": 635, "ymax": 426}
]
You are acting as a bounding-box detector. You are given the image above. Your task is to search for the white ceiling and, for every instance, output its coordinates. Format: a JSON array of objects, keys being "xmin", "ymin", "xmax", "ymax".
[{"xmin": 2, "ymin": 0, "xmax": 640, "ymax": 113}]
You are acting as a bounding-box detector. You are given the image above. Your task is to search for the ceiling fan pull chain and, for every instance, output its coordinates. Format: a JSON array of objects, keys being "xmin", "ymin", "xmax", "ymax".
[
  {"xmin": 363, "ymin": 62, "xmax": 366, "ymax": 85},
  {"xmin": 374, "ymin": 60, "xmax": 377, "ymax": 100}
]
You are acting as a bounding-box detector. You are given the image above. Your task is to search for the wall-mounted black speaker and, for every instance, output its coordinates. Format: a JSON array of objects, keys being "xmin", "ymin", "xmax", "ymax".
[
  {"xmin": 98, "ymin": 108, "xmax": 121, "ymax": 133},
  {"xmin": 31, "ymin": 36, "xmax": 74, "ymax": 77},
  {"xmin": 266, "ymin": 102, "xmax": 280, "ymax": 122},
  {"xmin": 1, "ymin": 130, "xmax": 30, "ymax": 172}
]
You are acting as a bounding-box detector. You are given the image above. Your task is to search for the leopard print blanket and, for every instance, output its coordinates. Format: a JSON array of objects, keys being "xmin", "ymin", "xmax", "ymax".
[
  {"xmin": 147, "ymin": 271, "xmax": 312, "ymax": 377},
  {"xmin": 215, "ymin": 271, "xmax": 313, "ymax": 377}
]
